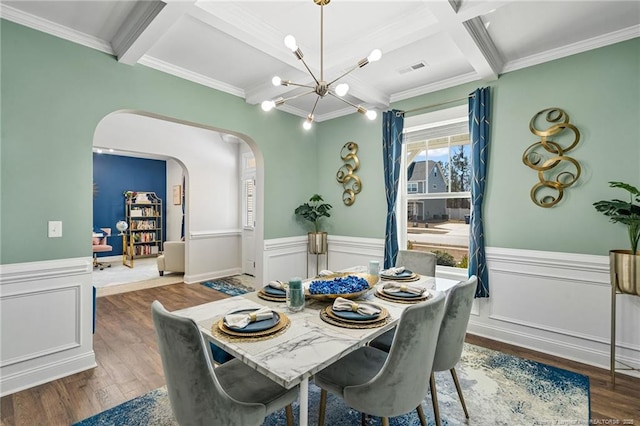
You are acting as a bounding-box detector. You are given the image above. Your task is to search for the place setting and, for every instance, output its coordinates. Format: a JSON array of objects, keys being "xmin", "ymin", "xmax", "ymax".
[
  {"xmin": 258, "ymin": 280, "xmax": 288, "ymax": 302},
  {"xmin": 374, "ymin": 281, "xmax": 433, "ymax": 304},
  {"xmin": 379, "ymin": 266, "xmax": 420, "ymax": 282},
  {"xmin": 319, "ymin": 297, "xmax": 389, "ymax": 329},
  {"xmin": 213, "ymin": 306, "xmax": 290, "ymax": 341}
]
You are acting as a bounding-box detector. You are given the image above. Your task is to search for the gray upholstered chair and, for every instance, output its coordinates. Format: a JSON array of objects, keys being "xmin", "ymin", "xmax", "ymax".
[
  {"xmin": 366, "ymin": 249, "xmax": 438, "ymax": 372},
  {"xmin": 370, "ymin": 276, "xmax": 478, "ymax": 426},
  {"xmin": 395, "ymin": 249, "xmax": 437, "ymax": 276},
  {"xmin": 314, "ymin": 291, "xmax": 446, "ymax": 426},
  {"xmin": 151, "ymin": 301, "xmax": 297, "ymax": 426}
]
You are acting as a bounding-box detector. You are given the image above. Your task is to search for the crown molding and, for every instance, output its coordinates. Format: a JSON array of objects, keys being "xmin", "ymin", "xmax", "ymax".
[
  {"xmin": 0, "ymin": 4, "xmax": 113, "ymax": 55},
  {"xmin": 137, "ymin": 55, "xmax": 245, "ymax": 98},
  {"xmin": 502, "ymin": 24, "xmax": 640, "ymax": 74},
  {"xmin": 390, "ymin": 72, "xmax": 480, "ymax": 103}
]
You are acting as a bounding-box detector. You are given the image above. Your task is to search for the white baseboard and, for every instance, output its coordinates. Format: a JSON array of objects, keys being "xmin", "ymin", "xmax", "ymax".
[{"xmin": 184, "ymin": 267, "xmax": 243, "ymax": 285}]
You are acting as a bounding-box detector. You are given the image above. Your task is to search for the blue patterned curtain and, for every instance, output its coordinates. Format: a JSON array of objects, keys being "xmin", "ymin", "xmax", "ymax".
[
  {"xmin": 469, "ymin": 87, "xmax": 490, "ymax": 297},
  {"xmin": 382, "ymin": 110, "xmax": 404, "ymax": 269}
]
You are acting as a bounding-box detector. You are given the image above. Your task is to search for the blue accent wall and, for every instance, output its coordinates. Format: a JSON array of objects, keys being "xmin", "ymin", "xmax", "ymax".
[{"xmin": 93, "ymin": 153, "xmax": 166, "ymax": 256}]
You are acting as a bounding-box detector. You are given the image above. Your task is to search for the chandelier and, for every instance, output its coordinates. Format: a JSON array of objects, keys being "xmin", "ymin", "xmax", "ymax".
[{"xmin": 261, "ymin": 0, "xmax": 382, "ymax": 130}]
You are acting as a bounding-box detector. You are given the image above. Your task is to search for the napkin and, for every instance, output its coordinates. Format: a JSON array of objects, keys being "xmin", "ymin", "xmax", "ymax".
[
  {"xmin": 224, "ymin": 307, "xmax": 273, "ymax": 329},
  {"xmin": 382, "ymin": 282, "xmax": 426, "ymax": 296},
  {"xmin": 318, "ymin": 270, "xmax": 335, "ymax": 277},
  {"xmin": 332, "ymin": 297, "xmax": 381, "ymax": 316},
  {"xmin": 268, "ymin": 280, "xmax": 286, "ymax": 290},
  {"xmin": 381, "ymin": 266, "xmax": 406, "ymax": 276}
]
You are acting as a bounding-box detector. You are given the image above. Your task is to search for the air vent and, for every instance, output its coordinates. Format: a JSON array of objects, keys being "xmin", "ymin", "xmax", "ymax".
[{"xmin": 397, "ymin": 61, "xmax": 428, "ymax": 75}]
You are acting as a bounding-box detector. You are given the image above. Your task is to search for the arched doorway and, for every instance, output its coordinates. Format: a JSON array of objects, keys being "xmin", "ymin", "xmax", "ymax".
[{"xmin": 93, "ymin": 110, "xmax": 265, "ymax": 286}]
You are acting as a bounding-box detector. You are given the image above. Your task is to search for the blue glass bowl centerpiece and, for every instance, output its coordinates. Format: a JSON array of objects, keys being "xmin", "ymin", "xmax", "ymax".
[{"xmin": 307, "ymin": 272, "xmax": 378, "ymax": 301}]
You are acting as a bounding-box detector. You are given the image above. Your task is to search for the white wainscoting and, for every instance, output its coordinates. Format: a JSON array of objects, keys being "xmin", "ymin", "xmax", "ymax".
[
  {"xmin": 263, "ymin": 237, "xmax": 640, "ymax": 377},
  {"xmin": 184, "ymin": 229, "xmax": 242, "ymax": 284},
  {"xmin": 0, "ymin": 257, "xmax": 96, "ymax": 396},
  {"xmin": 475, "ymin": 247, "xmax": 640, "ymax": 377}
]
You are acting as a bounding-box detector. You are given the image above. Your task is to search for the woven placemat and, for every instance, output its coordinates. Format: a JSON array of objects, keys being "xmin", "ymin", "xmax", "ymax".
[
  {"xmin": 374, "ymin": 289, "xmax": 432, "ymax": 304},
  {"xmin": 257, "ymin": 289, "xmax": 286, "ymax": 302},
  {"xmin": 323, "ymin": 305, "xmax": 389, "ymax": 325},
  {"xmin": 380, "ymin": 274, "xmax": 420, "ymax": 282},
  {"xmin": 212, "ymin": 312, "xmax": 291, "ymax": 342},
  {"xmin": 319, "ymin": 308, "xmax": 390, "ymax": 329}
]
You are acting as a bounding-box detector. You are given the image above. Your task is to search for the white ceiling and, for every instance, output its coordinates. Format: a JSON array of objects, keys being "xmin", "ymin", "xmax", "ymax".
[{"xmin": 2, "ymin": 1, "xmax": 639, "ymax": 123}]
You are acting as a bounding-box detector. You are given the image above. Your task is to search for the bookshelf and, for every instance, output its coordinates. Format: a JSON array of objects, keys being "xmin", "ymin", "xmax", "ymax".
[{"xmin": 123, "ymin": 191, "xmax": 163, "ymax": 267}]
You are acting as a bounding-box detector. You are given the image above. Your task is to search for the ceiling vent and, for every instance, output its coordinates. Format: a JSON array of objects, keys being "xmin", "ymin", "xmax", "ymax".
[{"xmin": 398, "ymin": 61, "xmax": 428, "ymax": 75}]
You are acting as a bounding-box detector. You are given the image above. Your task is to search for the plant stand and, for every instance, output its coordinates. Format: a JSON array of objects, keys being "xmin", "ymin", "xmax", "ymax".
[
  {"xmin": 306, "ymin": 232, "xmax": 328, "ymax": 277},
  {"xmin": 307, "ymin": 251, "xmax": 328, "ymax": 278},
  {"xmin": 610, "ymin": 261, "xmax": 639, "ymax": 386}
]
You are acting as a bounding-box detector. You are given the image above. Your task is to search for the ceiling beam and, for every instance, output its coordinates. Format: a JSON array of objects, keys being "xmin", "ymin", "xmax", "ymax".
[
  {"xmin": 112, "ymin": 0, "xmax": 195, "ymax": 65},
  {"xmin": 428, "ymin": 0, "xmax": 502, "ymax": 81}
]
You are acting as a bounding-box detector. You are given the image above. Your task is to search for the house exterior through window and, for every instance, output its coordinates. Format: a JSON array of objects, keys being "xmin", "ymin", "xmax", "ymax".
[{"xmin": 399, "ymin": 107, "xmax": 471, "ymax": 269}]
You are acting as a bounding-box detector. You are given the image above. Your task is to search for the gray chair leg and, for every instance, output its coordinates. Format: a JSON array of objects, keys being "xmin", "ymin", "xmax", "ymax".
[
  {"xmin": 381, "ymin": 417, "xmax": 390, "ymax": 426},
  {"xmin": 416, "ymin": 404, "xmax": 427, "ymax": 426},
  {"xmin": 318, "ymin": 389, "xmax": 327, "ymax": 426},
  {"xmin": 361, "ymin": 412, "xmax": 367, "ymax": 426},
  {"xmin": 430, "ymin": 372, "xmax": 442, "ymax": 426},
  {"xmin": 285, "ymin": 404, "xmax": 294, "ymax": 426},
  {"xmin": 450, "ymin": 368, "xmax": 469, "ymax": 418}
]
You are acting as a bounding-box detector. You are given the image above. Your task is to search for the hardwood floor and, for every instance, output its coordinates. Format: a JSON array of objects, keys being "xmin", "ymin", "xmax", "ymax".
[{"xmin": 1, "ymin": 283, "xmax": 638, "ymax": 425}]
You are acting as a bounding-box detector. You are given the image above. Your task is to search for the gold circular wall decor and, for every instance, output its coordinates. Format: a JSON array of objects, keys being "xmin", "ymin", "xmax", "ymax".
[
  {"xmin": 336, "ymin": 142, "xmax": 361, "ymax": 206},
  {"xmin": 523, "ymin": 108, "xmax": 581, "ymax": 208}
]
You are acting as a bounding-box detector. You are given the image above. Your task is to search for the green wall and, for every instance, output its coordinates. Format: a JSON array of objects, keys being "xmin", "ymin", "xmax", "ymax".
[
  {"xmin": 317, "ymin": 38, "xmax": 640, "ymax": 255},
  {"xmin": 2, "ymin": 18, "xmax": 638, "ymax": 264},
  {"xmin": 0, "ymin": 20, "xmax": 318, "ymax": 264}
]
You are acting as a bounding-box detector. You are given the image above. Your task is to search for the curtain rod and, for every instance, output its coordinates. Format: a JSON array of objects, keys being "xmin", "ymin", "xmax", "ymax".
[{"xmin": 396, "ymin": 94, "xmax": 475, "ymax": 117}]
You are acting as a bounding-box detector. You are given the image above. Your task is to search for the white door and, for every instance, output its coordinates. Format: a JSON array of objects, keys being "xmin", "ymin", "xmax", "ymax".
[{"xmin": 242, "ymin": 166, "xmax": 256, "ymax": 276}]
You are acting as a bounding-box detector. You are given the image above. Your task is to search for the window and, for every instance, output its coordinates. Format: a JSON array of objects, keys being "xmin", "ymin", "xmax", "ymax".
[
  {"xmin": 243, "ymin": 178, "xmax": 255, "ymax": 229},
  {"xmin": 400, "ymin": 109, "xmax": 471, "ymax": 269}
]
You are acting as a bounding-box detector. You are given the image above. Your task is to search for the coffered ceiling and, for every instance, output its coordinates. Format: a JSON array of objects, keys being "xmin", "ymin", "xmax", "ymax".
[{"xmin": 2, "ymin": 1, "xmax": 638, "ymax": 122}]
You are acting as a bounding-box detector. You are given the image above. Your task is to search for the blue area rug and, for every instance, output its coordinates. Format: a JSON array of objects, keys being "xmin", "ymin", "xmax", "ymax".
[
  {"xmin": 74, "ymin": 344, "xmax": 589, "ymax": 426},
  {"xmin": 200, "ymin": 275, "xmax": 255, "ymax": 297}
]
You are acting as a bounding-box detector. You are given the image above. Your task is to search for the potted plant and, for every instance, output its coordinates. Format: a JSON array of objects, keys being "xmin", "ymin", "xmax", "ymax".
[
  {"xmin": 295, "ymin": 194, "xmax": 332, "ymax": 254},
  {"xmin": 593, "ymin": 181, "xmax": 640, "ymax": 296}
]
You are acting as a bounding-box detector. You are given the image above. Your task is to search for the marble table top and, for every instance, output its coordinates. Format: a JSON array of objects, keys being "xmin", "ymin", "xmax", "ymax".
[{"xmin": 175, "ymin": 275, "xmax": 459, "ymax": 389}]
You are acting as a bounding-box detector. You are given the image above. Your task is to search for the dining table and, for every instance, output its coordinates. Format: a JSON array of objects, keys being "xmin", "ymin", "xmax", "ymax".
[{"xmin": 175, "ymin": 269, "xmax": 460, "ymax": 426}]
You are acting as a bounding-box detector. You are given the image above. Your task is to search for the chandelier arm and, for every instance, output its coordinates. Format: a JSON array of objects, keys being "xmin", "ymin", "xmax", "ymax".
[
  {"xmin": 309, "ymin": 95, "xmax": 321, "ymax": 118},
  {"xmin": 281, "ymin": 90, "xmax": 316, "ymax": 104},
  {"xmin": 327, "ymin": 91, "xmax": 360, "ymax": 109},
  {"xmin": 327, "ymin": 63, "xmax": 361, "ymax": 87},
  {"xmin": 284, "ymin": 81, "xmax": 316, "ymax": 89},
  {"xmin": 296, "ymin": 56, "xmax": 320, "ymax": 86}
]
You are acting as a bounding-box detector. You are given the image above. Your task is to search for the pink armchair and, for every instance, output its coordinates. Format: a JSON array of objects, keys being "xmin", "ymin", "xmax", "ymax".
[{"xmin": 92, "ymin": 228, "xmax": 112, "ymax": 270}]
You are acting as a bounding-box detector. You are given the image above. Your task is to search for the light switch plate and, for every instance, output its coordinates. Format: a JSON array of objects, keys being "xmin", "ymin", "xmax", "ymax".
[{"xmin": 48, "ymin": 221, "xmax": 62, "ymax": 238}]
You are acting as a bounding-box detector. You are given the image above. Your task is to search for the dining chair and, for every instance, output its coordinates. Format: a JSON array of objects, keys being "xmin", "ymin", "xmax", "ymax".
[
  {"xmin": 314, "ymin": 291, "xmax": 446, "ymax": 426},
  {"xmin": 151, "ymin": 301, "xmax": 297, "ymax": 426},
  {"xmin": 370, "ymin": 275, "xmax": 478, "ymax": 426},
  {"xmin": 396, "ymin": 249, "xmax": 437, "ymax": 276}
]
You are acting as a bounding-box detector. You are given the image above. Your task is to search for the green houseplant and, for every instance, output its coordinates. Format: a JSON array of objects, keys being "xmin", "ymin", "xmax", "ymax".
[
  {"xmin": 295, "ymin": 194, "xmax": 332, "ymax": 254},
  {"xmin": 593, "ymin": 181, "xmax": 640, "ymax": 296}
]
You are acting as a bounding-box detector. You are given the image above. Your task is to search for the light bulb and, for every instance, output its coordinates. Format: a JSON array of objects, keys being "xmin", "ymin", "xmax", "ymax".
[
  {"xmin": 272, "ymin": 76, "xmax": 282, "ymax": 86},
  {"xmin": 367, "ymin": 49, "xmax": 382, "ymax": 63},
  {"xmin": 303, "ymin": 114, "xmax": 313, "ymax": 130},
  {"xmin": 335, "ymin": 83, "xmax": 349, "ymax": 97},
  {"xmin": 284, "ymin": 35, "xmax": 298, "ymax": 51},
  {"xmin": 366, "ymin": 110, "xmax": 377, "ymax": 120},
  {"xmin": 261, "ymin": 100, "xmax": 275, "ymax": 112}
]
